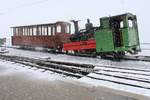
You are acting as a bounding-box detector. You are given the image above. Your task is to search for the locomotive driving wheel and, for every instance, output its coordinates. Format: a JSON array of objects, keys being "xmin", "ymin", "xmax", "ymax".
[{"xmin": 113, "ymin": 52, "xmax": 125, "ymax": 59}]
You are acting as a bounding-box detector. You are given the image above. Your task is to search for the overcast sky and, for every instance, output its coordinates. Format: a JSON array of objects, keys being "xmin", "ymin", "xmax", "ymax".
[{"xmin": 0, "ymin": 0, "xmax": 150, "ymax": 42}]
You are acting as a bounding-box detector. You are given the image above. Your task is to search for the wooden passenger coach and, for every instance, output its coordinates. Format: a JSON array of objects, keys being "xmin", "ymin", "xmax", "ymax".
[{"xmin": 12, "ymin": 21, "xmax": 71, "ymax": 50}]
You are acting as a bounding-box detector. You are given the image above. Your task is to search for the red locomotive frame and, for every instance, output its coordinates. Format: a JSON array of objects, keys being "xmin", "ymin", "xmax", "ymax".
[{"xmin": 63, "ymin": 39, "xmax": 96, "ymax": 51}]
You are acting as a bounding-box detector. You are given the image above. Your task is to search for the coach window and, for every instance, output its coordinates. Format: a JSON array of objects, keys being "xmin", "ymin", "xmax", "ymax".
[
  {"xmin": 38, "ymin": 26, "xmax": 40, "ymax": 35},
  {"xmin": 20, "ymin": 28, "xmax": 23, "ymax": 36},
  {"xmin": 41, "ymin": 26, "xmax": 44, "ymax": 35},
  {"xmin": 43, "ymin": 26, "xmax": 45, "ymax": 35},
  {"xmin": 27, "ymin": 27, "xmax": 29, "ymax": 36},
  {"xmin": 14, "ymin": 28, "xmax": 16, "ymax": 36},
  {"xmin": 33, "ymin": 27, "xmax": 36, "ymax": 36},
  {"xmin": 16, "ymin": 28, "xmax": 18, "ymax": 36},
  {"xmin": 24, "ymin": 28, "xmax": 26, "ymax": 36},
  {"xmin": 19, "ymin": 28, "xmax": 21, "ymax": 35},
  {"xmin": 18, "ymin": 28, "xmax": 20, "ymax": 35},
  {"xmin": 42, "ymin": 26, "xmax": 44, "ymax": 35},
  {"xmin": 36, "ymin": 26, "xmax": 39, "ymax": 36},
  {"xmin": 13, "ymin": 28, "xmax": 16, "ymax": 36},
  {"xmin": 15, "ymin": 28, "xmax": 17, "ymax": 36},
  {"xmin": 23, "ymin": 28, "xmax": 25, "ymax": 36},
  {"xmin": 31, "ymin": 27, "xmax": 34, "ymax": 36},
  {"xmin": 48, "ymin": 26, "xmax": 51, "ymax": 35},
  {"xmin": 30, "ymin": 28, "xmax": 32, "ymax": 36},
  {"xmin": 25, "ymin": 28, "xmax": 27, "ymax": 36},
  {"xmin": 53, "ymin": 27, "xmax": 55, "ymax": 35},
  {"xmin": 29, "ymin": 27, "xmax": 31, "ymax": 36},
  {"xmin": 19, "ymin": 28, "xmax": 21, "ymax": 36},
  {"xmin": 27, "ymin": 28, "xmax": 29, "ymax": 36},
  {"xmin": 44, "ymin": 27, "xmax": 47, "ymax": 35},
  {"xmin": 44, "ymin": 27, "xmax": 46, "ymax": 35},
  {"xmin": 18, "ymin": 28, "xmax": 20, "ymax": 36},
  {"xmin": 38, "ymin": 27, "xmax": 41, "ymax": 35},
  {"xmin": 22, "ymin": 28, "xmax": 24, "ymax": 36},
  {"xmin": 41, "ymin": 26, "xmax": 43, "ymax": 35},
  {"xmin": 32, "ymin": 27, "xmax": 34, "ymax": 36},
  {"xmin": 13, "ymin": 28, "xmax": 15, "ymax": 36},
  {"xmin": 66, "ymin": 25, "xmax": 70, "ymax": 33},
  {"xmin": 40, "ymin": 27, "xmax": 42, "ymax": 35},
  {"xmin": 57, "ymin": 25, "xmax": 61, "ymax": 33},
  {"xmin": 43, "ymin": 26, "xmax": 46, "ymax": 36}
]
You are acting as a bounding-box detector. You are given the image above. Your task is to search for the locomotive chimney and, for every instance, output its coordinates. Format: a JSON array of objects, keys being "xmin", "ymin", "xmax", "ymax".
[{"xmin": 71, "ymin": 20, "xmax": 80, "ymax": 34}]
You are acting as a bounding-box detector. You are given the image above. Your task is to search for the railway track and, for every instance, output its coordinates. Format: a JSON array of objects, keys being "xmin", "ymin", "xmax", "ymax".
[
  {"xmin": 5, "ymin": 46, "xmax": 150, "ymax": 62},
  {"xmin": 123, "ymin": 55, "xmax": 150, "ymax": 62},
  {"xmin": 0, "ymin": 54, "xmax": 150, "ymax": 93},
  {"xmin": 68, "ymin": 53, "xmax": 150, "ymax": 62},
  {"xmin": 84, "ymin": 65, "xmax": 150, "ymax": 91},
  {"xmin": 0, "ymin": 54, "xmax": 94, "ymax": 78}
]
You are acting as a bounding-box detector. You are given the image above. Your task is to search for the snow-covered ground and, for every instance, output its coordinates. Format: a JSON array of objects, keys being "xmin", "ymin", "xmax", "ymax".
[
  {"xmin": 1, "ymin": 47, "xmax": 150, "ymax": 99},
  {"xmin": 5, "ymin": 48, "xmax": 150, "ymax": 70},
  {"xmin": 0, "ymin": 59, "xmax": 73, "ymax": 81},
  {"xmin": 0, "ymin": 59, "xmax": 139, "ymax": 100},
  {"xmin": 139, "ymin": 44, "xmax": 150, "ymax": 56},
  {"xmin": 79, "ymin": 73, "xmax": 150, "ymax": 98},
  {"xmin": 139, "ymin": 50, "xmax": 150, "ymax": 56}
]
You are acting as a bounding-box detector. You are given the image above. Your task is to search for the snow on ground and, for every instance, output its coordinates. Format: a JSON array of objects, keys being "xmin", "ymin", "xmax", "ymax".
[
  {"xmin": 6, "ymin": 48, "xmax": 150, "ymax": 70},
  {"xmin": 0, "ymin": 59, "xmax": 139, "ymax": 100},
  {"xmin": 139, "ymin": 44, "xmax": 150, "ymax": 56},
  {"xmin": 0, "ymin": 59, "xmax": 74, "ymax": 81},
  {"xmin": 79, "ymin": 76, "xmax": 150, "ymax": 99},
  {"xmin": 78, "ymin": 64, "xmax": 150, "ymax": 98},
  {"xmin": 94, "ymin": 67, "xmax": 150, "ymax": 79},
  {"xmin": 1, "ymin": 47, "xmax": 150, "ymax": 99},
  {"xmin": 139, "ymin": 50, "xmax": 150, "ymax": 56}
]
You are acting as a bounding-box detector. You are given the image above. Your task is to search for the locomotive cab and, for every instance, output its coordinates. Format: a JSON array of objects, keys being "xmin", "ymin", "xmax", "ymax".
[{"xmin": 95, "ymin": 13, "xmax": 140, "ymax": 57}]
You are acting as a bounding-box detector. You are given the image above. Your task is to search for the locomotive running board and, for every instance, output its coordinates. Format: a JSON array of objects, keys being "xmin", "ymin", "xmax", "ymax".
[{"xmin": 63, "ymin": 40, "xmax": 96, "ymax": 51}]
